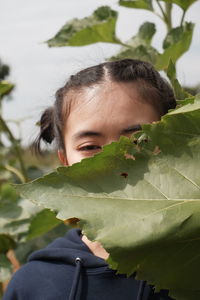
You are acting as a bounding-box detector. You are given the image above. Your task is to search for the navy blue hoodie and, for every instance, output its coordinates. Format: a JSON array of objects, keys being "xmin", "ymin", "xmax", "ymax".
[{"xmin": 3, "ymin": 229, "xmax": 173, "ymax": 300}]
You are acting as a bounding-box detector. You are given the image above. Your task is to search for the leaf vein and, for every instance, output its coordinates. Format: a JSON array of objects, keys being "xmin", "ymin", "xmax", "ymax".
[
  {"xmin": 143, "ymin": 178, "xmax": 169, "ymax": 199},
  {"xmin": 169, "ymin": 166, "xmax": 200, "ymax": 191}
]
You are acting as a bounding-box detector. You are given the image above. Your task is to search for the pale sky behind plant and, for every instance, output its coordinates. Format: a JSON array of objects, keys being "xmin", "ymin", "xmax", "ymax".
[{"xmin": 0, "ymin": 0, "xmax": 200, "ymax": 145}]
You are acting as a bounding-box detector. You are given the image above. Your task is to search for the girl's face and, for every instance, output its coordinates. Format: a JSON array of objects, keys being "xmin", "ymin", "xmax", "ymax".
[{"xmin": 59, "ymin": 81, "xmax": 160, "ymax": 166}]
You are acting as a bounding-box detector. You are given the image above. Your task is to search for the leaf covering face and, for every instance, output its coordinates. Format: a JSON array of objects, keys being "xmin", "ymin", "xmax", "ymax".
[{"xmin": 17, "ymin": 95, "xmax": 200, "ymax": 300}]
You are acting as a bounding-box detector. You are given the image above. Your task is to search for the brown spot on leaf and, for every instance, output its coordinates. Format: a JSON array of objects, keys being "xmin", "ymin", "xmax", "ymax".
[
  {"xmin": 124, "ymin": 153, "xmax": 135, "ymax": 160},
  {"xmin": 120, "ymin": 172, "xmax": 128, "ymax": 179},
  {"xmin": 153, "ymin": 146, "xmax": 161, "ymax": 155},
  {"xmin": 64, "ymin": 217, "xmax": 80, "ymax": 226}
]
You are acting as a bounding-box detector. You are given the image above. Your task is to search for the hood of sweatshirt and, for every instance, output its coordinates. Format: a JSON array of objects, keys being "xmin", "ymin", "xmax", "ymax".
[
  {"xmin": 29, "ymin": 228, "xmax": 107, "ymax": 269},
  {"xmin": 27, "ymin": 228, "xmax": 150, "ymax": 300},
  {"xmin": 22, "ymin": 229, "xmax": 171, "ymax": 300}
]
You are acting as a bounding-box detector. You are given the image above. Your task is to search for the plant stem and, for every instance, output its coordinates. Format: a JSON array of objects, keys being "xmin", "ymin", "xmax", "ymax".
[
  {"xmin": 165, "ymin": 3, "xmax": 172, "ymax": 31},
  {"xmin": 0, "ymin": 115, "xmax": 28, "ymax": 182},
  {"xmin": 7, "ymin": 249, "xmax": 21, "ymax": 273},
  {"xmin": 155, "ymin": 0, "xmax": 168, "ymax": 26},
  {"xmin": 5, "ymin": 164, "xmax": 26, "ymax": 183},
  {"xmin": 118, "ymin": 41, "xmax": 134, "ymax": 49},
  {"xmin": 180, "ymin": 10, "xmax": 186, "ymax": 26},
  {"xmin": 2, "ymin": 280, "xmax": 9, "ymax": 294},
  {"xmin": 153, "ymin": 12, "xmax": 164, "ymax": 21},
  {"xmin": 2, "ymin": 249, "xmax": 21, "ymax": 292}
]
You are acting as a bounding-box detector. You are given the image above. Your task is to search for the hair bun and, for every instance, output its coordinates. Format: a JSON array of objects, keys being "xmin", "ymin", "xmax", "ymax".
[
  {"xmin": 33, "ymin": 107, "xmax": 55, "ymax": 154},
  {"xmin": 39, "ymin": 107, "xmax": 55, "ymax": 144}
]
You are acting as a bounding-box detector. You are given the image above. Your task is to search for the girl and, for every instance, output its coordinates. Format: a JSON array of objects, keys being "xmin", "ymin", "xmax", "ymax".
[{"xmin": 3, "ymin": 59, "xmax": 176, "ymax": 300}]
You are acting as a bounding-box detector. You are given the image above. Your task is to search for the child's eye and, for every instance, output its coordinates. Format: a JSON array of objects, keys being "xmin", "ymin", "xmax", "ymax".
[{"xmin": 78, "ymin": 145, "xmax": 102, "ymax": 151}]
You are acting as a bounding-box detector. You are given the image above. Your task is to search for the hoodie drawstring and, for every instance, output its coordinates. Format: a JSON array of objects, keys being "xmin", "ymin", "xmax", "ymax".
[
  {"xmin": 69, "ymin": 257, "xmax": 147, "ymax": 300},
  {"xmin": 69, "ymin": 257, "xmax": 82, "ymax": 300},
  {"xmin": 137, "ymin": 280, "xmax": 146, "ymax": 300}
]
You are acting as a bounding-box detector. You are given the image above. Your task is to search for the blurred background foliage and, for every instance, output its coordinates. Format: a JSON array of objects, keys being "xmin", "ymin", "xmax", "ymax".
[
  {"xmin": 0, "ymin": 60, "xmax": 67, "ymax": 296},
  {"xmin": 0, "ymin": 0, "xmax": 199, "ymax": 297}
]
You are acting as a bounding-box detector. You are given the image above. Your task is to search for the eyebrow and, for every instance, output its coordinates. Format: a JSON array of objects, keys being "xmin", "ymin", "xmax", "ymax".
[
  {"xmin": 72, "ymin": 125, "xmax": 142, "ymax": 141},
  {"xmin": 72, "ymin": 131, "xmax": 103, "ymax": 141},
  {"xmin": 121, "ymin": 124, "xmax": 142, "ymax": 134}
]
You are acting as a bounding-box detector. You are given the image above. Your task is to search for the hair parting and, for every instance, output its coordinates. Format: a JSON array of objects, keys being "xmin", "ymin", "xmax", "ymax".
[{"xmin": 34, "ymin": 59, "xmax": 176, "ymax": 154}]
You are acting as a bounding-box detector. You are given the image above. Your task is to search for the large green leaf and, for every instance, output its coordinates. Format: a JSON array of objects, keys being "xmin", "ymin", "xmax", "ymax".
[
  {"xmin": 47, "ymin": 6, "xmax": 121, "ymax": 47},
  {"xmin": 156, "ymin": 22, "xmax": 194, "ymax": 70},
  {"xmin": 119, "ymin": 0, "xmax": 153, "ymax": 11},
  {"xmin": 17, "ymin": 95, "xmax": 200, "ymax": 300},
  {"xmin": 110, "ymin": 22, "xmax": 159, "ymax": 64},
  {"xmin": 160, "ymin": 0, "xmax": 198, "ymax": 11}
]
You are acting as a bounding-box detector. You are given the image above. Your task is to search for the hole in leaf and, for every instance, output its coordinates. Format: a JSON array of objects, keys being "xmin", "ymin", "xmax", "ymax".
[
  {"xmin": 133, "ymin": 139, "xmax": 138, "ymax": 144},
  {"xmin": 120, "ymin": 172, "xmax": 128, "ymax": 179}
]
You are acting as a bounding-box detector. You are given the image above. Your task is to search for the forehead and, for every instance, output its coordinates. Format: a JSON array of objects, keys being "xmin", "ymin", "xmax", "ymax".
[{"xmin": 64, "ymin": 81, "xmax": 159, "ymax": 132}]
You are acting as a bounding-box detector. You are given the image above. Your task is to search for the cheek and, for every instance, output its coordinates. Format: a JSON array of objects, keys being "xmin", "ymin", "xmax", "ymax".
[{"xmin": 65, "ymin": 147, "xmax": 83, "ymax": 166}]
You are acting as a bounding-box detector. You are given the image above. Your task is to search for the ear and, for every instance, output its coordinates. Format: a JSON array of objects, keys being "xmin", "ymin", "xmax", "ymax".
[{"xmin": 57, "ymin": 149, "xmax": 68, "ymax": 166}]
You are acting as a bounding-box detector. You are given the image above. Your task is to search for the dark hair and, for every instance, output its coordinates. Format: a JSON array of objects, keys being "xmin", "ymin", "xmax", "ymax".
[{"xmin": 34, "ymin": 59, "xmax": 176, "ymax": 153}]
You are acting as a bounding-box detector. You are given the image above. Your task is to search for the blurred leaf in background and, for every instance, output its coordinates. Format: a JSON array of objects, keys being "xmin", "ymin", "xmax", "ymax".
[
  {"xmin": 47, "ymin": 6, "xmax": 121, "ymax": 47},
  {"xmin": 110, "ymin": 22, "xmax": 159, "ymax": 64}
]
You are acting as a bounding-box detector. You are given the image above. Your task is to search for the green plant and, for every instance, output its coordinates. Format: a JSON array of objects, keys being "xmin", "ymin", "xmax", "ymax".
[
  {"xmin": 0, "ymin": 61, "xmax": 66, "ymax": 296},
  {"xmin": 46, "ymin": 0, "xmax": 199, "ymax": 98}
]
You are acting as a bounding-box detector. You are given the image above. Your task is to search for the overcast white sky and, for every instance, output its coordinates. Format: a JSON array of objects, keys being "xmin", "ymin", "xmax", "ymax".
[{"xmin": 0, "ymin": 0, "xmax": 200, "ymax": 145}]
